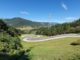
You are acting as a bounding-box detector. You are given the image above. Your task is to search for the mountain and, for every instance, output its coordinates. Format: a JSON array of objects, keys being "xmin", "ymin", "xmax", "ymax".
[{"xmin": 3, "ymin": 17, "xmax": 55, "ymax": 27}]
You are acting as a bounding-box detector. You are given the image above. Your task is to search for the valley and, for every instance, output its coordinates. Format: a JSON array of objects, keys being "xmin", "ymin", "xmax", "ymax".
[{"xmin": 0, "ymin": 0, "xmax": 80, "ymax": 60}]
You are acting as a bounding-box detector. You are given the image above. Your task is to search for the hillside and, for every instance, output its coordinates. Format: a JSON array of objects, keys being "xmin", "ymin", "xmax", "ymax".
[
  {"xmin": 0, "ymin": 19, "xmax": 29, "ymax": 60},
  {"xmin": 3, "ymin": 17, "xmax": 54, "ymax": 27},
  {"xmin": 36, "ymin": 19, "xmax": 80, "ymax": 36}
]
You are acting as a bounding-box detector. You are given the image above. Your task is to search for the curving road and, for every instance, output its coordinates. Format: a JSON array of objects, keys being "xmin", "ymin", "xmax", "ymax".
[{"xmin": 22, "ymin": 34, "xmax": 80, "ymax": 42}]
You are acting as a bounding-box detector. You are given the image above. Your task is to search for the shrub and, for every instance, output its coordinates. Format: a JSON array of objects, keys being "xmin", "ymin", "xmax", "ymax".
[
  {"xmin": 0, "ymin": 19, "xmax": 30, "ymax": 60},
  {"xmin": 70, "ymin": 39, "xmax": 80, "ymax": 46}
]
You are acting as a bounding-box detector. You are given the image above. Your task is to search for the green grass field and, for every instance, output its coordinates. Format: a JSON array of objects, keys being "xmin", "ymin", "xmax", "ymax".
[{"xmin": 21, "ymin": 37, "xmax": 80, "ymax": 60}]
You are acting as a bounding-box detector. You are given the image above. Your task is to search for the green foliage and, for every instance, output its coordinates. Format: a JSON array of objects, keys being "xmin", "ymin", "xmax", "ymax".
[
  {"xmin": 0, "ymin": 19, "xmax": 30, "ymax": 60},
  {"xmin": 0, "ymin": 19, "xmax": 22, "ymax": 53},
  {"xmin": 0, "ymin": 50, "xmax": 29, "ymax": 60},
  {"xmin": 36, "ymin": 19, "xmax": 80, "ymax": 36}
]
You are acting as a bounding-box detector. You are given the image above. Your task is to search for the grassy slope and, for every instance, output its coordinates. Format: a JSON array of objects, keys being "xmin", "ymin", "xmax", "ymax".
[{"xmin": 22, "ymin": 37, "xmax": 80, "ymax": 60}]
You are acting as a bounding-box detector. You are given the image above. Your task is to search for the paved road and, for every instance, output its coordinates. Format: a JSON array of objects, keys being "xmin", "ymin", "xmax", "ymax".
[{"xmin": 23, "ymin": 34, "xmax": 80, "ymax": 42}]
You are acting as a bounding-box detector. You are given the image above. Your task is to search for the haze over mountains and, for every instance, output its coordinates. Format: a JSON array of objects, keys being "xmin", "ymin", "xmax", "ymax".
[{"xmin": 3, "ymin": 17, "xmax": 55, "ymax": 27}]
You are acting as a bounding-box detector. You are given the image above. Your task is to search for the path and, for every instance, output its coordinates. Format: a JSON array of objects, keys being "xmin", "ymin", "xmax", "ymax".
[{"xmin": 22, "ymin": 34, "xmax": 80, "ymax": 42}]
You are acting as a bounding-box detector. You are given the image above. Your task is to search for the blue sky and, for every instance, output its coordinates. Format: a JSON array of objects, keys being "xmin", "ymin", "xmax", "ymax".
[{"xmin": 0, "ymin": 0, "xmax": 80, "ymax": 23}]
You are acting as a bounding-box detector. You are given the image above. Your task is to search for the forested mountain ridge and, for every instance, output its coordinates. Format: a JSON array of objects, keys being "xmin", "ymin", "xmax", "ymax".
[{"xmin": 3, "ymin": 17, "xmax": 55, "ymax": 27}]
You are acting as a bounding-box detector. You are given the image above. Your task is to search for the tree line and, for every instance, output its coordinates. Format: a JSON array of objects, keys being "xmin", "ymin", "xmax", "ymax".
[{"xmin": 36, "ymin": 19, "xmax": 80, "ymax": 36}]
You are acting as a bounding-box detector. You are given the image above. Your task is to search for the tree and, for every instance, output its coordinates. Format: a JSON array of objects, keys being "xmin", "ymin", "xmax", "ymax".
[
  {"xmin": 36, "ymin": 18, "xmax": 80, "ymax": 36},
  {"xmin": 0, "ymin": 19, "xmax": 30, "ymax": 60}
]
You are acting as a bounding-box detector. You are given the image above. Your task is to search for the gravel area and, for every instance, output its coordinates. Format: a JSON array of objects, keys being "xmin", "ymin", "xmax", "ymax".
[{"xmin": 22, "ymin": 34, "xmax": 80, "ymax": 42}]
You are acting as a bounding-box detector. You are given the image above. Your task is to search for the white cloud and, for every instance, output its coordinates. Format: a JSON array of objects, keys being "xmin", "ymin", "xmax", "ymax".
[
  {"xmin": 61, "ymin": 2, "xmax": 68, "ymax": 10},
  {"xmin": 20, "ymin": 11, "xmax": 30, "ymax": 15}
]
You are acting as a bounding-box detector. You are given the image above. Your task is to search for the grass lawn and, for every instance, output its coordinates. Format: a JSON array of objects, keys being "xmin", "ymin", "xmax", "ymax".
[{"xmin": 21, "ymin": 37, "xmax": 80, "ymax": 60}]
